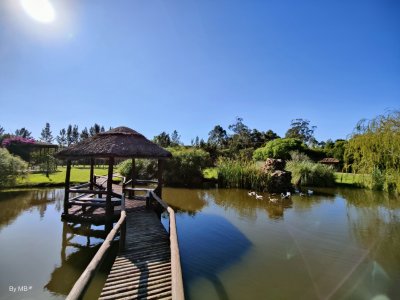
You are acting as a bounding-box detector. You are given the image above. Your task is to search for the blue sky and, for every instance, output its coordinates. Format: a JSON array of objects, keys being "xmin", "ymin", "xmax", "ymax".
[{"xmin": 0, "ymin": 0, "xmax": 399, "ymax": 144}]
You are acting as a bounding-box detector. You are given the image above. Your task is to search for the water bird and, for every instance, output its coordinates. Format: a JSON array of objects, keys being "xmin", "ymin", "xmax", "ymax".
[
  {"xmin": 248, "ymin": 191, "xmax": 256, "ymax": 196},
  {"xmin": 255, "ymin": 194, "xmax": 263, "ymax": 200},
  {"xmin": 307, "ymin": 190, "xmax": 314, "ymax": 196},
  {"xmin": 269, "ymin": 196, "xmax": 278, "ymax": 203},
  {"xmin": 299, "ymin": 192, "xmax": 306, "ymax": 197},
  {"xmin": 281, "ymin": 192, "xmax": 291, "ymax": 199}
]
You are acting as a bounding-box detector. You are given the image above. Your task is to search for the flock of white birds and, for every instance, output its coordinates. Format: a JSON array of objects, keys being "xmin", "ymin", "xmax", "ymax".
[{"xmin": 247, "ymin": 189, "xmax": 314, "ymax": 203}]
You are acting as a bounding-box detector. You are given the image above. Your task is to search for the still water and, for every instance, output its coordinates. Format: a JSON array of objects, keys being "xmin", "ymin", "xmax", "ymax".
[{"xmin": 0, "ymin": 188, "xmax": 399, "ymax": 299}]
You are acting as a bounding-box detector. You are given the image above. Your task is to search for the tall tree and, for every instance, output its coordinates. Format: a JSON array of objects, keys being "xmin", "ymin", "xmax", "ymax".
[
  {"xmin": 153, "ymin": 132, "xmax": 171, "ymax": 147},
  {"xmin": 90, "ymin": 123, "xmax": 101, "ymax": 136},
  {"xmin": 0, "ymin": 126, "xmax": 4, "ymax": 136},
  {"xmin": 228, "ymin": 117, "xmax": 252, "ymax": 151},
  {"xmin": 285, "ymin": 119, "xmax": 317, "ymax": 144},
  {"xmin": 80, "ymin": 127, "xmax": 89, "ymax": 141},
  {"xmin": 208, "ymin": 125, "xmax": 228, "ymax": 148},
  {"xmin": 100, "ymin": 126, "xmax": 105, "ymax": 132},
  {"xmin": 170, "ymin": 130, "xmax": 182, "ymax": 146},
  {"xmin": 40, "ymin": 123, "xmax": 53, "ymax": 143},
  {"xmin": 72, "ymin": 125, "xmax": 79, "ymax": 144},
  {"xmin": 15, "ymin": 127, "xmax": 32, "ymax": 139},
  {"xmin": 57, "ymin": 129, "xmax": 67, "ymax": 147},
  {"xmin": 66, "ymin": 125, "xmax": 73, "ymax": 146}
]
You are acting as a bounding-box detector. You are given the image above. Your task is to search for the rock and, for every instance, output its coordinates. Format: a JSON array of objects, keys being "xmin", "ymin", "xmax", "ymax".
[
  {"xmin": 262, "ymin": 158, "xmax": 286, "ymax": 172},
  {"xmin": 266, "ymin": 170, "xmax": 293, "ymax": 193}
]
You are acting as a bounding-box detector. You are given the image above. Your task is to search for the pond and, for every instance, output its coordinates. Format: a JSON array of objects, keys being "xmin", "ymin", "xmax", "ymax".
[{"xmin": 0, "ymin": 187, "xmax": 399, "ymax": 299}]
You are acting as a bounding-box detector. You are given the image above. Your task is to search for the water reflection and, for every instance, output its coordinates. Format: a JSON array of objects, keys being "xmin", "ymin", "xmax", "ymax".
[
  {"xmin": 45, "ymin": 222, "xmax": 115, "ymax": 299},
  {"xmin": 0, "ymin": 189, "xmax": 63, "ymax": 230}
]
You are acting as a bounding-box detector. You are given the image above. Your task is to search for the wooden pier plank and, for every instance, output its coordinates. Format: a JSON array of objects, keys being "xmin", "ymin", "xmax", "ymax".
[{"xmin": 99, "ymin": 200, "xmax": 172, "ymax": 300}]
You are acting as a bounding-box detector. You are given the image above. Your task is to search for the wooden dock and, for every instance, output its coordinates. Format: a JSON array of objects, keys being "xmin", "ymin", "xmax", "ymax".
[
  {"xmin": 99, "ymin": 202, "xmax": 172, "ymax": 300},
  {"xmin": 66, "ymin": 191, "xmax": 184, "ymax": 300}
]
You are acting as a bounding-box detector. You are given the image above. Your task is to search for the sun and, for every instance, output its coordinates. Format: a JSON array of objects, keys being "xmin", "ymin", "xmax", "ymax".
[{"xmin": 20, "ymin": 0, "xmax": 56, "ymax": 23}]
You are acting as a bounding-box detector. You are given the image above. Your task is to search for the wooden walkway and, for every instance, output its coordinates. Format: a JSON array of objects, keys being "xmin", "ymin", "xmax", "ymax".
[{"xmin": 99, "ymin": 201, "xmax": 172, "ymax": 300}]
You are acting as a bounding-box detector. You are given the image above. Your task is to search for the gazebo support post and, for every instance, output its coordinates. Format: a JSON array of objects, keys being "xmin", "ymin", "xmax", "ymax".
[
  {"xmin": 155, "ymin": 159, "xmax": 164, "ymax": 198},
  {"xmin": 63, "ymin": 159, "xmax": 71, "ymax": 215},
  {"xmin": 89, "ymin": 157, "xmax": 94, "ymax": 190},
  {"xmin": 106, "ymin": 157, "xmax": 114, "ymax": 221},
  {"xmin": 130, "ymin": 158, "xmax": 135, "ymax": 198}
]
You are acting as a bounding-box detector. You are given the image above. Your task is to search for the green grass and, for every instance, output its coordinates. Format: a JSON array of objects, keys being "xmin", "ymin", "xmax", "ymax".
[
  {"xmin": 203, "ymin": 167, "xmax": 218, "ymax": 180},
  {"xmin": 17, "ymin": 166, "xmax": 109, "ymax": 187},
  {"xmin": 334, "ymin": 172, "xmax": 369, "ymax": 187}
]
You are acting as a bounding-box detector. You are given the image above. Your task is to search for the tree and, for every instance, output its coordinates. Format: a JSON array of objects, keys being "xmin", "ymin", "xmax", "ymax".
[
  {"xmin": 253, "ymin": 138, "xmax": 304, "ymax": 160},
  {"xmin": 208, "ymin": 125, "xmax": 228, "ymax": 148},
  {"xmin": 170, "ymin": 130, "xmax": 182, "ymax": 147},
  {"xmin": 72, "ymin": 125, "xmax": 79, "ymax": 144},
  {"xmin": 80, "ymin": 127, "xmax": 89, "ymax": 141},
  {"xmin": 0, "ymin": 126, "xmax": 4, "ymax": 136},
  {"xmin": 40, "ymin": 123, "xmax": 53, "ymax": 143},
  {"xmin": 100, "ymin": 126, "xmax": 105, "ymax": 132},
  {"xmin": 90, "ymin": 123, "xmax": 101, "ymax": 136},
  {"xmin": 153, "ymin": 132, "xmax": 171, "ymax": 147},
  {"xmin": 285, "ymin": 119, "xmax": 316, "ymax": 144},
  {"xmin": 57, "ymin": 129, "xmax": 67, "ymax": 147},
  {"xmin": 66, "ymin": 125, "xmax": 73, "ymax": 146},
  {"xmin": 0, "ymin": 148, "xmax": 28, "ymax": 187},
  {"xmin": 228, "ymin": 117, "xmax": 252, "ymax": 151},
  {"xmin": 15, "ymin": 127, "xmax": 32, "ymax": 139}
]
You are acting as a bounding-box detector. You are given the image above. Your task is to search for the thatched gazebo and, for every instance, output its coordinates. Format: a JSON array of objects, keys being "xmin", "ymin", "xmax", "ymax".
[{"xmin": 55, "ymin": 126, "xmax": 172, "ymax": 221}]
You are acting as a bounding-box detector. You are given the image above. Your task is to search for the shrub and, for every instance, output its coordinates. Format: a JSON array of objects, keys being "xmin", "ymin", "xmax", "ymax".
[
  {"xmin": 217, "ymin": 158, "xmax": 270, "ymax": 191},
  {"xmin": 286, "ymin": 153, "xmax": 335, "ymax": 187},
  {"xmin": 117, "ymin": 159, "xmax": 157, "ymax": 180},
  {"xmin": 164, "ymin": 147, "xmax": 211, "ymax": 187},
  {"xmin": 371, "ymin": 167, "xmax": 385, "ymax": 191},
  {"xmin": 0, "ymin": 148, "xmax": 28, "ymax": 187},
  {"xmin": 253, "ymin": 138, "xmax": 304, "ymax": 160}
]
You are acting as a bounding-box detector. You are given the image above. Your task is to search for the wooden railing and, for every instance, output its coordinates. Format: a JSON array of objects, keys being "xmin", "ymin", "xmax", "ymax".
[
  {"xmin": 148, "ymin": 191, "xmax": 185, "ymax": 300},
  {"xmin": 66, "ymin": 195, "xmax": 126, "ymax": 300}
]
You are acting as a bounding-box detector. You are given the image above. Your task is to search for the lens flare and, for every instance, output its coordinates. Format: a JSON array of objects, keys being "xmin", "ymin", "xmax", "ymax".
[{"xmin": 20, "ymin": 0, "xmax": 56, "ymax": 23}]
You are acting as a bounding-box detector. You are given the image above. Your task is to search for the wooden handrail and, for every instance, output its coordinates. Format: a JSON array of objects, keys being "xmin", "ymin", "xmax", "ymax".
[
  {"xmin": 149, "ymin": 191, "xmax": 185, "ymax": 300},
  {"xmin": 66, "ymin": 195, "xmax": 126, "ymax": 300}
]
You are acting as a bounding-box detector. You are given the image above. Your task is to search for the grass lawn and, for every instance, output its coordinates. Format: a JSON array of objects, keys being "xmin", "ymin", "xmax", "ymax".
[
  {"xmin": 334, "ymin": 172, "xmax": 369, "ymax": 187},
  {"xmin": 17, "ymin": 166, "xmax": 109, "ymax": 187}
]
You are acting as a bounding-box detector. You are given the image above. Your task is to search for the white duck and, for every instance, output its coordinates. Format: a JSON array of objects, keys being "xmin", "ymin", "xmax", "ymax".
[
  {"xmin": 255, "ymin": 193, "xmax": 263, "ymax": 200},
  {"xmin": 248, "ymin": 191, "xmax": 256, "ymax": 196}
]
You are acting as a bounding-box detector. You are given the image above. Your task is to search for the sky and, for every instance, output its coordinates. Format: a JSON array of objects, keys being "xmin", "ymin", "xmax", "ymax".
[{"xmin": 0, "ymin": 0, "xmax": 399, "ymax": 144}]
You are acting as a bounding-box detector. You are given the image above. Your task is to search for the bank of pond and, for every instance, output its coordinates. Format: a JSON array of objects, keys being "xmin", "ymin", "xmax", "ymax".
[{"xmin": 0, "ymin": 186, "xmax": 400, "ymax": 300}]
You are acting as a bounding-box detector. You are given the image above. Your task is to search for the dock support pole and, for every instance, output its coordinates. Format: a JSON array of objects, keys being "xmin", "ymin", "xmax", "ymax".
[
  {"xmin": 155, "ymin": 159, "xmax": 164, "ymax": 198},
  {"xmin": 63, "ymin": 159, "xmax": 71, "ymax": 216},
  {"xmin": 89, "ymin": 157, "xmax": 94, "ymax": 190},
  {"xmin": 106, "ymin": 157, "xmax": 114, "ymax": 223}
]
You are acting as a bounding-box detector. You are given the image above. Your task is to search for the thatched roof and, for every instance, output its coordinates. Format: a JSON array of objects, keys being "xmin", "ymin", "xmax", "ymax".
[
  {"xmin": 55, "ymin": 127, "xmax": 172, "ymax": 159},
  {"xmin": 319, "ymin": 157, "xmax": 339, "ymax": 164}
]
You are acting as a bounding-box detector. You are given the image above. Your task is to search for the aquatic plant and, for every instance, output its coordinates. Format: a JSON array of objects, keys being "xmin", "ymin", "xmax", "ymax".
[
  {"xmin": 286, "ymin": 152, "xmax": 335, "ymax": 187},
  {"xmin": 216, "ymin": 158, "xmax": 270, "ymax": 191}
]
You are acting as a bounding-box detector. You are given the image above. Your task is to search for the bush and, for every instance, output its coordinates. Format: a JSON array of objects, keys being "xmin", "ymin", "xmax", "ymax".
[
  {"xmin": 117, "ymin": 159, "xmax": 157, "ymax": 180},
  {"xmin": 164, "ymin": 147, "xmax": 211, "ymax": 187},
  {"xmin": 0, "ymin": 148, "xmax": 28, "ymax": 187},
  {"xmin": 217, "ymin": 158, "xmax": 270, "ymax": 191},
  {"xmin": 286, "ymin": 153, "xmax": 335, "ymax": 187},
  {"xmin": 371, "ymin": 167, "xmax": 385, "ymax": 191},
  {"xmin": 253, "ymin": 138, "xmax": 304, "ymax": 160}
]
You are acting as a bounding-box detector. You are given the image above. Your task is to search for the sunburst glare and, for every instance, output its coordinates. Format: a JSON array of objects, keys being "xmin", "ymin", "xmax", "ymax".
[{"xmin": 20, "ymin": 0, "xmax": 56, "ymax": 23}]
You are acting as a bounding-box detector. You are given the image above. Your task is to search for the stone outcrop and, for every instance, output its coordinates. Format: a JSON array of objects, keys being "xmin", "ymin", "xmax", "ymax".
[{"xmin": 262, "ymin": 158, "xmax": 292, "ymax": 193}]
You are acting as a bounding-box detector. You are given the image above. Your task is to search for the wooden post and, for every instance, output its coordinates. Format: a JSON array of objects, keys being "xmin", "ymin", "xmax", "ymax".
[
  {"xmin": 106, "ymin": 157, "xmax": 114, "ymax": 220},
  {"xmin": 156, "ymin": 159, "xmax": 164, "ymax": 198},
  {"xmin": 63, "ymin": 160, "xmax": 72, "ymax": 215},
  {"xmin": 130, "ymin": 158, "xmax": 135, "ymax": 198},
  {"xmin": 89, "ymin": 157, "xmax": 94, "ymax": 190}
]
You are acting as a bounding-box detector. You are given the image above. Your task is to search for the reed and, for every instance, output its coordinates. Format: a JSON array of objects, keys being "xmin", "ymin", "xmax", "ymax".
[{"xmin": 217, "ymin": 158, "xmax": 270, "ymax": 191}]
